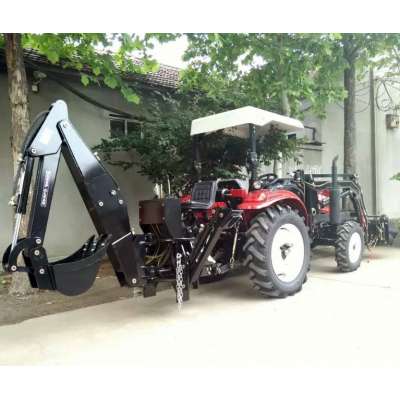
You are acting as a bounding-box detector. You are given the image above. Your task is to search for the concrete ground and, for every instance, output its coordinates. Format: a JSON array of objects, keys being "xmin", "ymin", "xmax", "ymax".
[{"xmin": 0, "ymin": 246, "xmax": 400, "ymax": 366}]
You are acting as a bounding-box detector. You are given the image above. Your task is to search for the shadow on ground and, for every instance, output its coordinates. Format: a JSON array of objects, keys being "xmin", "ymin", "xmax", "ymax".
[{"xmin": 0, "ymin": 246, "xmax": 392, "ymax": 326}]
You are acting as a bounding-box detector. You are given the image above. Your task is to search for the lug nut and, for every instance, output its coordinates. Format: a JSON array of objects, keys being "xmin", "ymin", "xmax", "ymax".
[
  {"xmin": 118, "ymin": 199, "xmax": 124, "ymax": 205},
  {"xmin": 10, "ymin": 265, "xmax": 17, "ymax": 272},
  {"xmin": 34, "ymin": 249, "xmax": 40, "ymax": 256},
  {"xmin": 98, "ymin": 201, "xmax": 104, "ymax": 207},
  {"xmin": 36, "ymin": 238, "xmax": 42, "ymax": 245},
  {"xmin": 132, "ymin": 278, "xmax": 137, "ymax": 284},
  {"xmin": 30, "ymin": 148, "xmax": 37, "ymax": 154},
  {"xmin": 110, "ymin": 190, "xmax": 117, "ymax": 196},
  {"xmin": 39, "ymin": 268, "xmax": 45, "ymax": 275}
]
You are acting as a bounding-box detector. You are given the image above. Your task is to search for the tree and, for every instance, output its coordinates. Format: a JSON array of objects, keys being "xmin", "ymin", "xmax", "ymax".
[
  {"xmin": 182, "ymin": 34, "xmax": 346, "ymax": 175},
  {"xmin": 331, "ymin": 34, "xmax": 400, "ymax": 174},
  {"xmin": 99, "ymin": 34, "xmax": 340, "ymax": 192},
  {"xmin": 4, "ymin": 34, "xmax": 33, "ymax": 295},
  {"xmin": 183, "ymin": 33, "xmax": 400, "ymax": 176},
  {"xmin": 183, "ymin": 34, "xmax": 345, "ymax": 118},
  {"xmin": 95, "ymin": 90, "xmax": 300, "ymax": 193},
  {"xmin": 1, "ymin": 33, "xmax": 157, "ymax": 295}
]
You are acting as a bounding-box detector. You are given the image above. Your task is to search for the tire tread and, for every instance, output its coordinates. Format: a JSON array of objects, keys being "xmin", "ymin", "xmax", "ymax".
[{"xmin": 244, "ymin": 205, "xmax": 310, "ymax": 298}]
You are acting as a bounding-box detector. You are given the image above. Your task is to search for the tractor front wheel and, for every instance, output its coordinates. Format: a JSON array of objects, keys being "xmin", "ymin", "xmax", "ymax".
[
  {"xmin": 244, "ymin": 205, "xmax": 310, "ymax": 298},
  {"xmin": 335, "ymin": 221, "xmax": 364, "ymax": 272}
]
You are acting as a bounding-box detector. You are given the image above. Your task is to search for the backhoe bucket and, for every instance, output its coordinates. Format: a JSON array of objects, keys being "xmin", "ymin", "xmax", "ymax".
[
  {"xmin": 3, "ymin": 235, "xmax": 111, "ymax": 296},
  {"xmin": 49, "ymin": 235, "xmax": 111, "ymax": 296}
]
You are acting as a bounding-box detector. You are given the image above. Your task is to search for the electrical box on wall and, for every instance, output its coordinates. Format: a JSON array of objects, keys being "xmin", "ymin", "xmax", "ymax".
[{"xmin": 386, "ymin": 114, "xmax": 400, "ymax": 129}]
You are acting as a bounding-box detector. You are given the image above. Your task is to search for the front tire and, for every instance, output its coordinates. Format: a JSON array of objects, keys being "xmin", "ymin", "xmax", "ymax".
[
  {"xmin": 244, "ymin": 205, "xmax": 310, "ymax": 298},
  {"xmin": 335, "ymin": 221, "xmax": 364, "ymax": 272}
]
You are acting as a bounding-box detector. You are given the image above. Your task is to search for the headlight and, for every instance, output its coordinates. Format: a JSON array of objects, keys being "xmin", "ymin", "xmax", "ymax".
[{"xmin": 253, "ymin": 180, "xmax": 262, "ymax": 190}]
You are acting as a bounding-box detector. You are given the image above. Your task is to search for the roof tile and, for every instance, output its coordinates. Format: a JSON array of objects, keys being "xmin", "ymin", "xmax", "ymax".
[{"xmin": 22, "ymin": 48, "xmax": 180, "ymax": 89}]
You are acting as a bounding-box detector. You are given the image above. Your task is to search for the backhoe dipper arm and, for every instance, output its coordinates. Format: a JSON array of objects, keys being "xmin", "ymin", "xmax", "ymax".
[{"xmin": 2, "ymin": 100, "xmax": 144, "ymax": 296}]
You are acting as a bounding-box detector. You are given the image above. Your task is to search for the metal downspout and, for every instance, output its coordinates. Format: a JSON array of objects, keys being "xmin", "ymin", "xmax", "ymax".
[{"xmin": 369, "ymin": 68, "xmax": 378, "ymax": 215}]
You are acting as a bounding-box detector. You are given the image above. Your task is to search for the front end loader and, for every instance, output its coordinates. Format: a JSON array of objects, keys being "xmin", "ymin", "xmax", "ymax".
[{"xmin": 2, "ymin": 101, "xmax": 395, "ymax": 304}]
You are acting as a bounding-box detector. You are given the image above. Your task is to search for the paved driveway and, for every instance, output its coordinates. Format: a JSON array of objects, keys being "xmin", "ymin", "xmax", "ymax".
[{"xmin": 0, "ymin": 246, "xmax": 399, "ymax": 366}]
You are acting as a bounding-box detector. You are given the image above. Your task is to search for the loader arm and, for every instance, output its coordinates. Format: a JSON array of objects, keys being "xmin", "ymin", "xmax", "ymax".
[{"xmin": 2, "ymin": 100, "xmax": 144, "ymax": 295}]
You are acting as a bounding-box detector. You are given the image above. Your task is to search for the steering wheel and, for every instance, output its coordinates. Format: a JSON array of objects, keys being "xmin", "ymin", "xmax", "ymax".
[{"xmin": 259, "ymin": 173, "xmax": 279, "ymax": 185}]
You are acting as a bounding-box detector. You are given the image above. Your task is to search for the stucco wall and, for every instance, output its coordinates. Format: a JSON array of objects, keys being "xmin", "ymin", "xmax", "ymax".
[
  {"xmin": 282, "ymin": 74, "xmax": 399, "ymax": 218},
  {"xmin": 319, "ymin": 99, "xmax": 374, "ymax": 214},
  {"xmin": 0, "ymin": 74, "xmax": 154, "ymax": 259},
  {"xmin": 375, "ymin": 100, "xmax": 400, "ymax": 218},
  {"xmin": 318, "ymin": 76, "xmax": 400, "ymax": 218}
]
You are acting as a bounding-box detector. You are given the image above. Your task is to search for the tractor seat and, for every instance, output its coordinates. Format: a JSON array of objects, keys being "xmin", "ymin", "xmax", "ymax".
[{"xmin": 190, "ymin": 181, "xmax": 218, "ymax": 209}]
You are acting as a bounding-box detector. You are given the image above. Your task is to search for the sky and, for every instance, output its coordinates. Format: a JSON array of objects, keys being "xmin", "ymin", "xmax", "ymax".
[{"xmin": 148, "ymin": 36, "xmax": 188, "ymax": 69}]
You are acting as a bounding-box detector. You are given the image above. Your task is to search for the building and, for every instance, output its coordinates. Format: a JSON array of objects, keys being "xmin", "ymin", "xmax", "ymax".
[
  {"xmin": 1, "ymin": 51, "xmax": 399, "ymax": 258},
  {"xmin": 285, "ymin": 70, "xmax": 400, "ymax": 220}
]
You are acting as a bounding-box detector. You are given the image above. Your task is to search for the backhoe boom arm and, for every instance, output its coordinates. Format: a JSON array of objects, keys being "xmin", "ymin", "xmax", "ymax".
[{"xmin": 2, "ymin": 100, "xmax": 144, "ymax": 295}]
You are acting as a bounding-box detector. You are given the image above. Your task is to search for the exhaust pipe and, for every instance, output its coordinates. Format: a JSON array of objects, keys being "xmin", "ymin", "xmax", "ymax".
[{"xmin": 330, "ymin": 155, "xmax": 341, "ymax": 225}]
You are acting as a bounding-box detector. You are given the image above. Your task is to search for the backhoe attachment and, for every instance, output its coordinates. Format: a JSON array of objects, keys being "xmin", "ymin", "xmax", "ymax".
[
  {"xmin": 2, "ymin": 100, "xmax": 145, "ymax": 295},
  {"xmin": 2, "ymin": 100, "xmax": 244, "ymax": 300}
]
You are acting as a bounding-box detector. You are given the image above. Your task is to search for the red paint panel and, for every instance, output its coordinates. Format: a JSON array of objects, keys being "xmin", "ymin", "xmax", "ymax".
[
  {"xmin": 238, "ymin": 189, "xmax": 308, "ymax": 220},
  {"xmin": 227, "ymin": 188, "xmax": 248, "ymax": 200},
  {"xmin": 179, "ymin": 194, "xmax": 192, "ymax": 204}
]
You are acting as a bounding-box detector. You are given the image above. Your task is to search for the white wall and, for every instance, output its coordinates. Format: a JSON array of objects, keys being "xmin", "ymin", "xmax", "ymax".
[
  {"xmin": 281, "ymin": 73, "xmax": 400, "ymax": 218},
  {"xmin": 375, "ymin": 99, "xmax": 400, "ymax": 217},
  {"xmin": 0, "ymin": 74, "xmax": 154, "ymax": 259},
  {"xmin": 318, "ymin": 99, "xmax": 374, "ymax": 214}
]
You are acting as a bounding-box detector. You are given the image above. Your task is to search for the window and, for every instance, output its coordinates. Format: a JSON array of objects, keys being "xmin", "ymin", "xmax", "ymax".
[
  {"xmin": 109, "ymin": 115, "xmax": 143, "ymax": 138},
  {"xmin": 288, "ymin": 133, "xmax": 297, "ymax": 141}
]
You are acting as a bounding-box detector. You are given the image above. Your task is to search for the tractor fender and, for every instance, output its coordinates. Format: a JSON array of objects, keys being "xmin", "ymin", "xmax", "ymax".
[{"xmin": 238, "ymin": 189, "xmax": 308, "ymax": 223}]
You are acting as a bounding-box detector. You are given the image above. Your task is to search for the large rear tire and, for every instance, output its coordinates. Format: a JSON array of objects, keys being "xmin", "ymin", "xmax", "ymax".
[
  {"xmin": 335, "ymin": 221, "xmax": 364, "ymax": 272},
  {"xmin": 244, "ymin": 205, "xmax": 310, "ymax": 298}
]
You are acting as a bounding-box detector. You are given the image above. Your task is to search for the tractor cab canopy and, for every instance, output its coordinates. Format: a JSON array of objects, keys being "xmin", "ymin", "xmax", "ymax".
[{"xmin": 190, "ymin": 106, "xmax": 304, "ymax": 138}]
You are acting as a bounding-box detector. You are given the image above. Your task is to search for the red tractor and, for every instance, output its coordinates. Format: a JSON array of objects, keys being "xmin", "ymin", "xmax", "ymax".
[{"xmin": 2, "ymin": 101, "xmax": 394, "ymax": 303}]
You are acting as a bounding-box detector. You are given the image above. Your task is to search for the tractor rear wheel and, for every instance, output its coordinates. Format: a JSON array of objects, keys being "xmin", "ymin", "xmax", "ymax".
[
  {"xmin": 335, "ymin": 220, "xmax": 364, "ymax": 272},
  {"xmin": 244, "ymin": 205, "xmax": 310, "ymax": 298}
]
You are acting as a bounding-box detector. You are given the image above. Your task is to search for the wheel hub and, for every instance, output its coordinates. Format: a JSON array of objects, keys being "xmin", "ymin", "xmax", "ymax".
[
  {"xmin": 348, "ymin": 231, "xmax": 362, "ymax": 264},
  {"xmin": 280, "ymin": 243, "xmax": 293, "ymax": 259},
  {"xmin": 271, "ymin": 223, "xmax": 305, "ymax": 283}
]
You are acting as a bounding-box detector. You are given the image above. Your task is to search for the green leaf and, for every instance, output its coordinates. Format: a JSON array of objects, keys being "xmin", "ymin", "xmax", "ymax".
[
  {"xmin": 104, "ymin": 75, "xmax": 118, "ymax": 89},
  {"xmin": 391, "ymin": 172, "xmax": 400, "ymax": 181},
  {"xmin": 93, "ymin": 66, "xmax": 101, "ymax": 76},
  {"xmin": 47, "ymin": 50, "xmax": 59, "ymax": 64},
  {"xmin": 80, "ymin": 73, "xmax": 90, "ymax": 86},
  {"xmin": 121, "ymin": 86, "xmax": 140, "ymax": 104}
]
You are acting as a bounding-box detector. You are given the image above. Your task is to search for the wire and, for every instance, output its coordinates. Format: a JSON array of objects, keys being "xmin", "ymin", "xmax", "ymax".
[
  {"xmin": 376, "ymin": 78, "xmax": 400, "ymax": 112},
  {"xmin": 23, "ymin": 59, "xmax": 150, "ymax": 122}
]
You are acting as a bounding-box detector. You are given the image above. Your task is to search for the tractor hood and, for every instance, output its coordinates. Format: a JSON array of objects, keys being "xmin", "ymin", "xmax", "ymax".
[{"xmin": 190, "ymin": 106, "xmax": 304, "ymax": 139}]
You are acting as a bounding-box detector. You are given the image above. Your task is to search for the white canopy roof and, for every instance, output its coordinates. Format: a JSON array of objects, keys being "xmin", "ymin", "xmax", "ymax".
[{"xmin": 190, "ymin": 106, "xmax": 304, "ymax": 138}]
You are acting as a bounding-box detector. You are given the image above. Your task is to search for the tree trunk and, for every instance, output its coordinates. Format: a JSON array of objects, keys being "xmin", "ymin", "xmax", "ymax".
[
  {"xmin": 4, "ymin": 33, "xmax": 34, "ymax": 296},
  {"xmin": 343, "ymin": 40, "xmax": 357, "ymax": 175}
]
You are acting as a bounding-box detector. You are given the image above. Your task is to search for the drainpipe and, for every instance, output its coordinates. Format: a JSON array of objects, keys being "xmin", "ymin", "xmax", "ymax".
[{"xmin": 369, "ymin": 68, "xmax": 378, "ymax": 215}]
